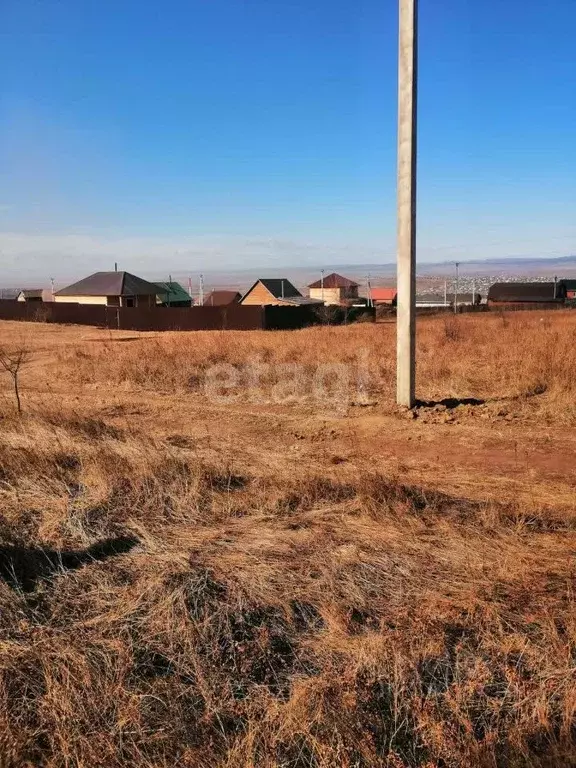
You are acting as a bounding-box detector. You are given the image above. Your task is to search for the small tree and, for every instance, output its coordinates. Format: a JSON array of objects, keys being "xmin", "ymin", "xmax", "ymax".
[
  {"xmin": 0, "ymin": 346, "xmax": 31, "ymax": 414},
  {"xmin": 314, "ymin": 305, "xmax": 342, "ymax": 326}
]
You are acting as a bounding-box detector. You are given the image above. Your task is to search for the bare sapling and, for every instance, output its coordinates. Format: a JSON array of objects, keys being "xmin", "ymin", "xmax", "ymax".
[{"xmin": 0, "ymin": 345, "xmax": 31, "ymax": 414}]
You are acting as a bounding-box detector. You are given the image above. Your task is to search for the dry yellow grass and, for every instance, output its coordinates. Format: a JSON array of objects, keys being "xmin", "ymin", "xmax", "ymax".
[{"xmin": 0, "ymin": 311, "xmax": 575, "ymax": 767}]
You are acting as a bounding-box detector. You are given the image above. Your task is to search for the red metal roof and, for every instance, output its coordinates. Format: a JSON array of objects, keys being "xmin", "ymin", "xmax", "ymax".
[{"xmin": 370, "ymin": 287, "xmax": 397, "ymax": 301}]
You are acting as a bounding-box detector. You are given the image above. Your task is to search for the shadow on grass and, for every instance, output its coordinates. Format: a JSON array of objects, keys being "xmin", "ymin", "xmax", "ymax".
[{"xmin": 0, "ymin": 535, "xmax": 139, "ymax": 592}]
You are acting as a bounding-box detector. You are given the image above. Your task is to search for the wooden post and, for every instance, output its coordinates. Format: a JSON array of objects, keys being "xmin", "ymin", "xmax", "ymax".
[{"xmin": 396, "ymin": 0, "xmax": 418, "ymax": 407}]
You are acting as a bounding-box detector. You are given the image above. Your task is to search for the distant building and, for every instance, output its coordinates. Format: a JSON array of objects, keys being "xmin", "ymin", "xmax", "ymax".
[
  {"xmin": 241, "ymin": 279, "xmax": 322, "ymax": 307},
  {"xmin": 370, "ymin": 287, "xmax": 397, "ymax": 305},
  {"xmin": 155, "ymin": 281, "xmax": 192, "ymax": 307},
  {"xmin": 203, "ymin": 290, "xmax": 241, "ymax": 306},
  {"xmin": 54, "ymin": 271, "xmax": 159, "ymax": 308},
  {"xmin": 308, "ymin": 273, "xmax": 359, "ymax": 305},
  {"xmin": 17, "ymin": 289, "xmax": 53, "ymax": 303},
  {"xmin": 416, "ymin": 292, "xmax": 481, "ymax": 308},
  {"xmin": 559, "ymin": 279, "xmax": 576, "ymax": 300},
  {"xmin": 487, "ymin": 282, "xmax": 565, "ymax": 306}
]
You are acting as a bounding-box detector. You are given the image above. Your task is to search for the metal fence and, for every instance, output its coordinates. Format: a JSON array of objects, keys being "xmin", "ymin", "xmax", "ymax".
[
  {"xmin": 0, "ymin": 301, "xmax": 266, "ymax": 330},
  {"xmin": 0, "ymin": 301, "xmax": 362, "ymax": 331}
]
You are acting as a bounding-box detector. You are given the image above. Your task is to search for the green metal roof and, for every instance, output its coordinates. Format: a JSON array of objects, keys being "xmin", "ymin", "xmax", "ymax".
[{"xmin": 155, "ymin": 282, "xmax": 192, "ymax": 304}]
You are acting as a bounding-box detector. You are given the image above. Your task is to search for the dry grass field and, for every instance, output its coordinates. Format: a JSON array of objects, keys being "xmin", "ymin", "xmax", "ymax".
[{"xmin": 0, "ymin": 310, "xmax": 575, "ymax": 767}]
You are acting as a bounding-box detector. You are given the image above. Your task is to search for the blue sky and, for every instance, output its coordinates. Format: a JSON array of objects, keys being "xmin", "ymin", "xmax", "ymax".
[{"xmin": 0, "ymin": 0, "xmax": 575, "ymax": 280}]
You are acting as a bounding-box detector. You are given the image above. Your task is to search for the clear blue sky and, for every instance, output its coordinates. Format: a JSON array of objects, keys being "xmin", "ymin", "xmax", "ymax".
[{"xmin": 1, "ymin": 0, "xmax": 575, "ymax": 280}]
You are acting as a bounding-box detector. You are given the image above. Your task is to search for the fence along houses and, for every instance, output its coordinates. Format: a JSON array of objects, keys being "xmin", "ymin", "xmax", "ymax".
[
  {"xmin": 416, "ymin": 292, "xmax": 481, "ymax": 308},
  {"xmin": 7, "ymin": 269, "xmax": 576, "ymax": 330}
]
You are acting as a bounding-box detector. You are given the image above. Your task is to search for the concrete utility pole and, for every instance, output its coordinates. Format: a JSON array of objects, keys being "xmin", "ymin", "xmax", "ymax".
[
  {"xmin": 199, "ymin": 274, "xmax": 204, "ymax": 305},
  {"xmin": 454, "ymin": 261, "xmax": 460, "ymax": 314},
  {"xmin": 320, "ymin": 269, "xmax": 325, "ymax": 304},
  {"xmin": 396, "ymin": 0, "xmax": 418, "ymax": 407}
]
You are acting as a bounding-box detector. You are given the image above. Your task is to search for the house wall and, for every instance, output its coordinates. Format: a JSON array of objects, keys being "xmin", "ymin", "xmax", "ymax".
[
  {"xmin": 309, "ymin": 286, "xmax": 358, "ymax": 305},
  {"xmin": 54, "ymin": 294, "xmax": 156, "ymax": 307},
  {"xmin": 241, "ymin": 282, "xmax": 292, "ymax": 306},
  {"xmin": 54, "ymin": 295, "xmax": 109, "ymax": 305},
  {"xmin": 122, "ymin": 295, "xmax": 156, "ymax": 308},
  {"xmin": 309, "ymin": 287, "xmax": 341, "ymax": 305}
]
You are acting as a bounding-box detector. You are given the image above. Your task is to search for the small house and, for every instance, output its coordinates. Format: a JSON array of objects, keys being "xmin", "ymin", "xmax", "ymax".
[
  {"xmin": 370, "ymin": 287, "xmax": 397, "ymax": 305},
  {"xmin": 17, "ymin": 289, "xmax": 53, "ymax": 303},
  {"xmin": 559, "ymin": 279, "xmax": 576, "ymax": 300},
  {"xmin": 487, "ymin": 282, "xmax": 565, "ymax": 306},
  {"xmin": 54, "ymin": 271, "xmax": 160, "ymax": 308},
  {"xmin": 203, "ymin": 290, "xmax": 241, "ymax": 306},
  {"xmin": 155, "ymin": 281, "xmax": 192, "ymax": 307},
  {"xmin": 241, "ymin": 279, "xmax": 321, "ymax": 307},
  {"xmin": 308, "ymin": 273, "xmax": 359, "ymax": 305}
]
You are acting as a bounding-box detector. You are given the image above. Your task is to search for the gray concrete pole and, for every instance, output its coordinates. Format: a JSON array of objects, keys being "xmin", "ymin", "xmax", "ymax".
[
  {"xmin": 454, "ymin": 261, "xmax": 460, "ymax": 313},
  {"xmin": 396, "ymin": 0, "xmax": 418, "ymax": 407}
]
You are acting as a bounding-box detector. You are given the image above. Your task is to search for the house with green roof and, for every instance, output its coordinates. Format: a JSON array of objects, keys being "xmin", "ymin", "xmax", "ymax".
[{"xmin": 155, "ymin": 282, "xmax": 192, "ymax": 307}]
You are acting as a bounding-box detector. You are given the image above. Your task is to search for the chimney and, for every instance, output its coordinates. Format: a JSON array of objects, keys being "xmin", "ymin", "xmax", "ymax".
[{"xmin": 114, "ymin": 262, "xmax": 118, "ymax": 272}]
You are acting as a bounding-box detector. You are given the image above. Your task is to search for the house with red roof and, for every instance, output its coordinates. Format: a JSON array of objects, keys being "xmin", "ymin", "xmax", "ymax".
[{"xmin": 370, "ymin": 287, "xmax": 397, "ymax": 305}]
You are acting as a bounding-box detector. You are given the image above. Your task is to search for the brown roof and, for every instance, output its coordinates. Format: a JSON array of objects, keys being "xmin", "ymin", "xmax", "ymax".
[
  {"xmin": 242, "ymin": 279, "xmax": 302, "ymax": 301},
  {"xmin": 55, "ymin": 271, "xmax": 160, "ymax": 297},
  {"xmin": 308, "ymin": 272, "xmax": 359, "ymax": 289},
  {"xmin": 203, "ymin": 290, "xmax": 241, "ymax": 306}
]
